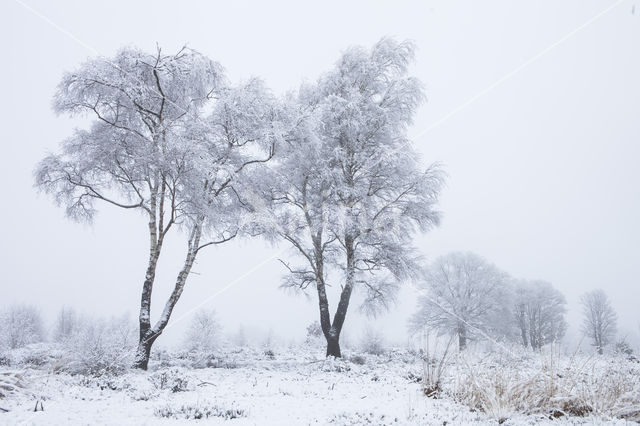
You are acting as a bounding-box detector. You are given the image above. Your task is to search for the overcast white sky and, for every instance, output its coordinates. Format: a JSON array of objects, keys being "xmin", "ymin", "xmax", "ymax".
[{"xmin": 1, "ymin": 0, "xmax": 639, "ymax": 349}]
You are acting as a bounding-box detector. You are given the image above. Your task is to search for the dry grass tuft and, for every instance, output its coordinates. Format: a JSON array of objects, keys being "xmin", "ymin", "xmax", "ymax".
[{"xmin": 440, "ymin": 345, "xmax": 640, "ymax": 422}]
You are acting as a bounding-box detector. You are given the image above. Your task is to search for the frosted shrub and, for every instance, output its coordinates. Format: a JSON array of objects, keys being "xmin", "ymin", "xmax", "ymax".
[
  {"xmin": 0, "ymin": 305, "xmax": 45, "ymax": 350},
  {"xmin": 614, "ymin": 339, "xmax": 636, "ymax": 360},
  {"xmin": 322, "ymin": 356, "xmax": 351, "ymax": 372},
  {"xmin": 329, "ymin": 412, "xmax": 397, "ymax": 425},
  {"xmin": 12, "ymin": 343, "xmax": 60, "ymax": 368},
  {"xmin": 349, "ymin": 354, "xmax": 366, "ymax": 365},
  {"xmin": 186, "ymin": 351, "xmax": 220, "ymax": 369},
  {"xmin": 154, "ymin": 401, "xmax": 246, "ymax": 420},
  {"xmin": 0, "ymin": 353, "xmax": 10, "ymax": 367},
  {"xmin": 149, "ymin": 368, "xmax": 193, "ymax": 393},
  {"xmin": 304, "ymin": 321, "xmax": 325, "ymax": 351},
  {"xmin": 57, "ymin": 314, "xmax": 136, "ymax": 376}
]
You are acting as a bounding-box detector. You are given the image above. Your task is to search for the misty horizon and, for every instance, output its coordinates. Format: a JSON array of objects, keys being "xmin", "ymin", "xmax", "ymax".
[{"xmin": 3, "ymin": 1, "xmax": 639, "ymax": 351}]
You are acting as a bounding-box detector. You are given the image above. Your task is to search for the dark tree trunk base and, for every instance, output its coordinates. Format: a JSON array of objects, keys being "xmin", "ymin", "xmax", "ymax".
[
  {"xmin": 133, "ymin": 335, "xmax": 158, "ymax": 370},
  {"xmin": 326, "ymin": 338, "xmax": 341, "ymax": 357},
  {"xmin": 458, "ymin": 334, "xmax": 467, "ymax": 351}
]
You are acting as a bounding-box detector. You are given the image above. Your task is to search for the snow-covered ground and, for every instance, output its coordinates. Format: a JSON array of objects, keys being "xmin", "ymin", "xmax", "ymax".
[{"xmin": 1, "ymin": 345, "xmax": 638, "ymax": 425}]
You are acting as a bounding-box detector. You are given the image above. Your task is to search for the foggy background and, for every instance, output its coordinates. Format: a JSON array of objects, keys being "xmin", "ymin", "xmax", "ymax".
[{"xmin": 1, "ymin": 0, "xmax": 639, "ymax": 349}]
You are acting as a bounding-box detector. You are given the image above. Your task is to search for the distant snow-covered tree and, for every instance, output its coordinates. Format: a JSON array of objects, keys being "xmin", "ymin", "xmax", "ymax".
[
  {"xmin": 0, "ymin": 305, "xmax": 45, "ymax": 349},
  {"xmin": 52, "ymin": 306, "xmax": 79, "ymax": 343},
  {"xmin": 360, "ymin": 326, "xmax": 386, "ymax": 355},
  {"xmin": 410, "ymin": 252, "xmax": 510, "ymax": 350},
  {"xmin": 233, "ymin": 325, "xmax": 247, "ymax": 348},
  {"xmin": 35, "ymin": 46, "xmax": 278, "ymax": 369},
  {"xmin": 581, "ymin": 289, "xmax": 617, "ymax": 355},
  {"xmin": 184, "ymin": 309, "xmax": 221, "ymax": 353},
  {"xmin": 513, "ymin": 280, "xmax": 567, "ymax": 349}
]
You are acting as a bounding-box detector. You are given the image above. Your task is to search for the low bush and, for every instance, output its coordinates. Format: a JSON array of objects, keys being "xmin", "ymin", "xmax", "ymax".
[
  {"xmin": 263, "ymin": 349, "xmax": 276, "ymax": 360},
  {"xmin": 187, "ymin": 351, "xmax": 219, "ymax": 369},
  {"xmin": 55, "ymin": 314, "xmax": 136, "ymax": 376},
  {"xmin": 154, "ymin": 401, "xmax": 246, "ymax": 420},
  {"xmin": 149, "ymin": 368, "xmax": 193, "ymax": 393},
  {"xmin": 2, "ymin": 343, "xmax": 62, "ymax": 370},
  {"xmin": 322, "ymin": 357, "xmax": 351, "ymax": 372},
  {"xmin": 0, "ymin": 353, "xmax": 10, "ymax": 367},
  {"xmin": 0, "ymin": 305, "xmax": 45, "ymax": 350},
  {"xmin": 349, "ymin": 354, "xmax": 366, "ymax": 365}
]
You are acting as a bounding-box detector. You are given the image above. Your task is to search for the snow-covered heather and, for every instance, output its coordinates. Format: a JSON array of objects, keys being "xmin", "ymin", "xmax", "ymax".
[{"xmin": 1, "ymin": 344, "xmax": 638, "ymax": 425}]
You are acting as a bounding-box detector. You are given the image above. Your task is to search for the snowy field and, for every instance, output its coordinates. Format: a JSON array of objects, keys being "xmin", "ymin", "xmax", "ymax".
[
  {"xmin": 1, "ymin": 344, "xmax": 639, "ymax": 425},
  {"xmin": 3, "ymin": 1, "xmax": 640, "ymax": 425}
]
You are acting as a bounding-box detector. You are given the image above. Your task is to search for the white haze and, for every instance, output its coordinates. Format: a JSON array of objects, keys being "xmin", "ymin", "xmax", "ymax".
[{"xmin": 1, "ymin": 0, "xmax": 639, "ymax": 348}]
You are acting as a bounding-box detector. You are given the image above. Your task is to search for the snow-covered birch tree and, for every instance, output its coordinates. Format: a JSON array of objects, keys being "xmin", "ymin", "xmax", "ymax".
[
  {"xmin": 317, "ymin": 38, "xmax": 443, "ymax": 357},
  {"xmin": 581, "ymin": 289, "xmax": 617, "ymax": 355},
  {"xmin": 410, "ymin": 252, "xmax": 510, "ymax": 351},
  {"xmin": 34, "ymin": 46, "xmax": 278, "ymax": 369},
  {"xmin": 271, "ymin": 38, "xmax": 443, "ymax": 357},
  {"xmin": 264, "ymin": 84, "xmax": 343, "ymax": 357}
]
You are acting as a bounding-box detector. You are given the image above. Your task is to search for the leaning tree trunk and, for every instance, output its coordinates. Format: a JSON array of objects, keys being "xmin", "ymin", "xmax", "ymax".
[
  {"xmin": 135, "ymin": 213, "xmax": 163, "ymax": 369},
  {"xmin": 326, "ymin": 284, "xmax": 354, "ymax": 357},
  {"xmin": 133, "ymin": 222, "xmax": 202, "ymax": 370}
]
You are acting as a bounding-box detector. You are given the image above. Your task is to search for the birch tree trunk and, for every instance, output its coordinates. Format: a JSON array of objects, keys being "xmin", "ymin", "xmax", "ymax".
[
  {"xmin": 316, "ymin": 277, "xmax": 335, "ymax": 356},
  {"xmin": 133, "ymin": 220, "xmax": 203, "ymax": 370},
  {"xmin": 134, "ymin": 195, "xmax": 162, "ymax": 370},
  {"xmin": 322, "ymin": 234, "xmax": 356, "ymax": 358},
  {"xmin": 312, "ymin": 234, "xmax": 357, "ymax": 358}
]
